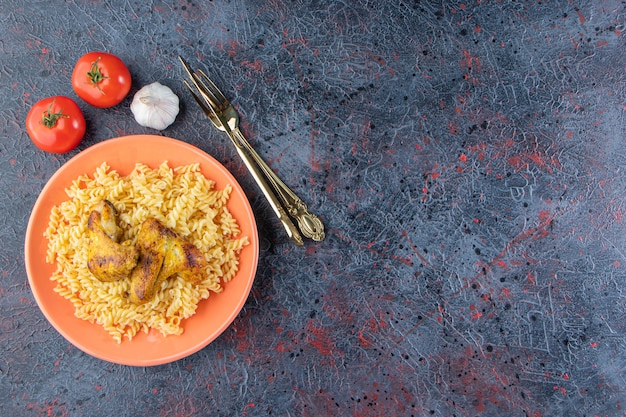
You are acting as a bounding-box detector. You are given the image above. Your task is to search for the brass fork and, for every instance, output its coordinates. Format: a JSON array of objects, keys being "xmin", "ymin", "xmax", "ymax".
[{"xmin": 179, "ymin": 56, "xmax": 325, "ymax": 245}]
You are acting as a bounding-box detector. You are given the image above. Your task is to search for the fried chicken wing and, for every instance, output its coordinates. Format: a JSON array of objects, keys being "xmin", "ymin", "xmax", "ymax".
[
  {"xmin": 159, "ymin": 230, "xmax": 207, "ymax": 285},
  {"xmin": 129, "ymin": 218, "xmax": 207, "ymax": 304},
  {"xmin": 98, "ymin": 200, "xmax": 123, "ymax": 242},
  {"xmin": 87, "ymin": 201, "xmax": 139, "ymax": 282},
  {"xmin": 128, "ymin": 219, "xmax": 168, "ymax": 304}
]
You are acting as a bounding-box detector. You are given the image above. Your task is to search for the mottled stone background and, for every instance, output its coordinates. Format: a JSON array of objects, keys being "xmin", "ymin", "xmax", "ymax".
[{"xmin": 1, "ymin": 1, "xmax": 625, "ymax": 416}]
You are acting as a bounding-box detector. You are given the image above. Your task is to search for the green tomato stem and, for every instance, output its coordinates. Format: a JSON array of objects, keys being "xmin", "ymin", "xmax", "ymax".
[
  {"xmin": 42, "ymin": 100, "xmax": 69, "ymax": 128},
  {"xmin": 87, "ymin": 57, "xmax": 107, "ymax": 85}
]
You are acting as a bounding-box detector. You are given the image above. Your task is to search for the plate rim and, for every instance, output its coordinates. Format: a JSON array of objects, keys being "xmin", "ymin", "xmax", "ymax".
[{"xmin": 24, "ymin": 134, "xmax": 259, "ymax": 366}]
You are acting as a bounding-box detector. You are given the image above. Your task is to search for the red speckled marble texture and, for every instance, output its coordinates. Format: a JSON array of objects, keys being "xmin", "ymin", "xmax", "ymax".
[{"xmin": 1, "ymin": 1, "xmax": 625, "ymax": 416}]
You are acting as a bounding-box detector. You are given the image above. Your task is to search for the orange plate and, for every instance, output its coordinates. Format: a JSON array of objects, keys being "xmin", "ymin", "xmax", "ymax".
[{"xmin": 24, "ymin": 135, "xmax": 259, "ymax": 366}]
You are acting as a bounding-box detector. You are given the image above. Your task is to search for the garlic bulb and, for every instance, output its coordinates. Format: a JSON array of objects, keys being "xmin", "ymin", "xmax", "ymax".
[{"xmin": 130, "ymin": 82, "xmax": 179, "ymax": 130}]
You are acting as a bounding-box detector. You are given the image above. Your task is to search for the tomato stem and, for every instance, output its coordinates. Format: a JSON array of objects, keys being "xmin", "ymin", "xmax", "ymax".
[
  {"xmin": 87, "ymin": 57, "xmax": 108, "ymax": 85},
  {"xmin": 42, "ymin": 100, "xmax": 69, "ymax": 128}
]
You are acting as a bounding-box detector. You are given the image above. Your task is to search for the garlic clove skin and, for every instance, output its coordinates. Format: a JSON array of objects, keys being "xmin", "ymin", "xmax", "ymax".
[{"xmin": 130, "ymin": 82, "xmax": 180, "ymax": 130}]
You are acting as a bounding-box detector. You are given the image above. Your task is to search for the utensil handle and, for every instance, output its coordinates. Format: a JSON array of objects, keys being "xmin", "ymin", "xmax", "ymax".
[
  {"xmin": 231, "ymin": 142, "xmax": 304, "ymax": 246},
  {"xmin": 232, "ymin": 129, "xmax": 325, "ymax": 242}
]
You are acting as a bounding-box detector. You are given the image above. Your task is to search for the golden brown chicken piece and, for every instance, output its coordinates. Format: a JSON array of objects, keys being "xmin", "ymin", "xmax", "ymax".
[
  {"xmin": 98, "ymin": 200, "xmax": 123, "ymax": 242},
  {"xmin": 128, "ymin": 219, "xmax": 168, "ymax": 303},
  {"xmin": 159, "ymin": 230, "xmax": 207, "ymax": 285},
  {"xmin": 129, "ymin": 218, "xmax": 207, "ymax": 304},
  {"xmin": 87, "ymin": 201, "xmax": 139, "ymax": 282}
]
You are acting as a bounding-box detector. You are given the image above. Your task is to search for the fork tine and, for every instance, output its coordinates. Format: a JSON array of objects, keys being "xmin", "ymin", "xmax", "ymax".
[
  {"xmin": 197, "ymin": 70, "xmax": 229, "ymax": 106},
  {"xmin": 178, "ymin": 56, "xmax": 197, "ymax": 84},
  {"xmin": 193, "ymin": 72, "xmax": 224, "ymax": 109},
  {"xmin": 178, "ymin": 55, "xmax": 229, "ymax": 110},
  {"xmin": 182, "ymin": 80, "xmax": 212, "ymax": 116},
  {"xmin": 179, "ymin": 56, "xmax": 216, "ymax": 108}
]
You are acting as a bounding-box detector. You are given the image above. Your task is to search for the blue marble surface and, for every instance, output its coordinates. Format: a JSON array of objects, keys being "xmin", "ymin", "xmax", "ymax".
[{"xmin": 1, "ymin": 1, "xmax": 625, "ymax": 415}]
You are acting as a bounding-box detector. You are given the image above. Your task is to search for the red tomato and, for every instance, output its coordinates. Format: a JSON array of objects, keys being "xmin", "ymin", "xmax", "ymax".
[
  {"xmin": 25, "ymin": 96, "xmax": 86, "ymax": 153},
  {"xmin": 71, "ymin": 52, "xmax": 131, "ymax": 108}
]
